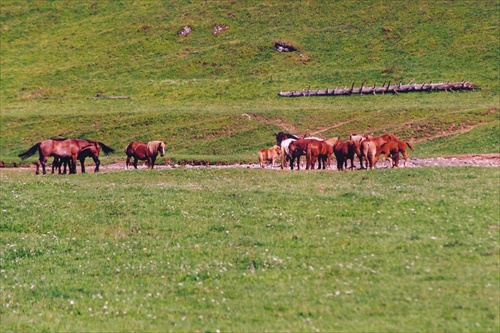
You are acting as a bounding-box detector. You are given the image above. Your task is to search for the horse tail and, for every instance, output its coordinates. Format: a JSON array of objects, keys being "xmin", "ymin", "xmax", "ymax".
[
  {"xmin": 18, "ymin": 142, "xmax": 41, "ymax": 160},
  {"xmin": 406, "ymin": 141, "xmax": 415, "ymax": 151},
  {"xmin": 98, "ymin": 142, "xmax": 115, "ymax": 155}
]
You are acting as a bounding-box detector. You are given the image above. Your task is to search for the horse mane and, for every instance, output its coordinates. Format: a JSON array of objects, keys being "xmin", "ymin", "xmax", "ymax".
[{"xmin": 147, "ymin": 141, "xmax": 163, "ymax": 155}]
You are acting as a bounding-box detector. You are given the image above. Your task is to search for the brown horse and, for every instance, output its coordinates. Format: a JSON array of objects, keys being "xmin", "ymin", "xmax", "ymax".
[
  {"xmin": 350, "ymin": 133, "xmax": 399, "ymax": 168},
  {"xmin": 125, "ymin": 141, "xmax": 166, "ymax": 169},
  {"xmin": 376, "ymin": 140, "xmax": 415, "ymax": 167},
  {"xmin": 18, "ymin": 139, "xmax": 114, "ymax": 174},
  {"xmin": 52, "ymin": 143, "xmax": 102, "ymax": 174},
  {"xmin": 258, "ymin": 145, "xmax": 281, "ymax": 169},
  {"xmin": 288, "ymin": 139, "xmax": 316, "ymax": 170},
  {"xmin": 333, "ymin": 139, "xmax": 361, "ymax": 171},
  {"xmin": 306, "ymin": 139, "xmax": 333, "ymax": 169}
]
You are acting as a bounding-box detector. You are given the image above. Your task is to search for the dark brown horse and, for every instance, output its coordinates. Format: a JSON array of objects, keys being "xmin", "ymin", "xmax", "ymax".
[
  {"xmin": 125, "ymin": 141, "xmax": 166, "ymax": 169},
  {"xmin": 288, "ymin": 139, "xmax": 316, "ymax": 170},
  {"xmin": 275, "ymin": 132, "xmax": 299, "ymax": 147},
  {"xmin": 333, "ymin": 139, "xmax": 361, "ymax": 171},
  {"xmin": 19, "ymin": 139, "xmax": 114, "ymax": 174}
]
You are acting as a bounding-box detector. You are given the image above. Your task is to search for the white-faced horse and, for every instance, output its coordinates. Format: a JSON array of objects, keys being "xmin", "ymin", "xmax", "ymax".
[{"xmin": 125, "ymin": 140, "xmax": 166, "ymax": 169}]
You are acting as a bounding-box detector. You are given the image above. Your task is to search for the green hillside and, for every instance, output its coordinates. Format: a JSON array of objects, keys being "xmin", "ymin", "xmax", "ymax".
[{"xmin": 1, "ymin": 1, "xmax": 499, "ymax": 165}]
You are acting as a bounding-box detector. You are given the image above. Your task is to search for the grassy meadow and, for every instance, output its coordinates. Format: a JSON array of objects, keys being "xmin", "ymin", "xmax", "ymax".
[
  {"xmin": 1, "ymin": 1, "xmax": 499, "ymax": 165},
  {"xmin": 1, "ymin": 166, "xmax": 499, "ymax": 332},
  {"xmin": 1, "ymin": 1, "xmax": 499, "ymax": 332}
]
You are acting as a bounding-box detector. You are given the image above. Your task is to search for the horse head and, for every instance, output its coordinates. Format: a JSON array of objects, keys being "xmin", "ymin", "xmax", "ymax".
[{"xmin": 159, "ymin": 141, "xmax": 166, "ymax": 157}]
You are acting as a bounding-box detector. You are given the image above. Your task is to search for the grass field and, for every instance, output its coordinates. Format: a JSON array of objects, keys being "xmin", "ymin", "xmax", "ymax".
[
  {"xmin": 1, "ymin": 1, "xmax": 499, "ymax": 165},
  {"xmin": 1, "ymin": 1, "xmax": 499, "ymax": 332},
  {"xmin": 1, "ymin": 167, "xmax": 499, "ymax": 332}
]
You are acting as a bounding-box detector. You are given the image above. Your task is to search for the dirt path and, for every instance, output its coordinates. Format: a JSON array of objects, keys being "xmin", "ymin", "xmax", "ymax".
[
  {"xmin": 99, "ymin": 154, "xmax": 500, "ymax": 171},
  {"xmin": 3, "ymin": 154, "xmax": 498, "ymax": 173}
]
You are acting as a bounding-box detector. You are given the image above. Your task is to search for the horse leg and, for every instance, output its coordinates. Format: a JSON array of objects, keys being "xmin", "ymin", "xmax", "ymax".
[
  {"xmin": 336, "ymin": 157, "xmax": 343, "ymax": 171},
  {"xmin": 40, "ymin": 156, "xmax": 48, "ymax": 175},
  {"xmin": 51, "ymin": 157, "xmax": 57, "ymax": 174},
  {"xmin": 79, "ymin": 158, "xmax": 86, "ymax": 173},
  {"xmin": 133, "ymin": 157, "xmax": 138, "ymax": 169},
  {"xmin": 69, "ymin": 156, "xmax": 77, "ymax": 174},
  {"xmin": 402, "ymin": 151, "xmax": 408, "ymax": 168},
  {"xmin": 126, "ymin": 156, "xmax": 131, "ymax": 169},
  {"xmin": 150, "ymin": 156, "xmax": 157, "ymax": 169},
  {"xmin": 93, "ymin": 156, "xmax": 100, "ymax": 172},
  {"xmin": 358, "ymin": 154, "xmax": 364, "ymax": 169}
]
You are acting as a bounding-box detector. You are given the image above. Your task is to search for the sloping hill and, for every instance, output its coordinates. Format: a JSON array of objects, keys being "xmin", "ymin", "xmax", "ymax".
[{"xmin": 1, "ymin": 1, "xmax": 498, "ymax": 164}]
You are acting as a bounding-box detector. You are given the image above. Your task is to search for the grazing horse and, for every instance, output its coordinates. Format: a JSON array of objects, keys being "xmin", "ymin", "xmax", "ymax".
[
  {"xmin": 306, "ymin": 139, "xmax": 333, "ymax": 169},
  {"xmin": 52, "ymin": 141, "xmax": 108, "ymax": 174},
  {"xmin": 376, "ymin": 140, "xmax": 415, "ymax": 167},
  {"xmin": 125, "ymin": 141, "xmax": 166, "ymax": 169},
  {"xmin": 333, "ymin": 139, "xmax": 361, "ymax": 171},
  {"xmin": 275, "ymin": 132, "xmax": 299, "ymax": 147},
  {"xmin": 258, "ymin": 145, "xmax": 281, "ymax": 169},
  {"xmin": 18, "ymin": 138, "xmax": 114, "ymax": 175}
]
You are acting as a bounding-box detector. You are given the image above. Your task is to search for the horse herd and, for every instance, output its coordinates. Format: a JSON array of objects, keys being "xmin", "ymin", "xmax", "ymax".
[
  {"xmin": 258, "ymin": 132, "xmax": 414, "ymax": 171},
  {"xmin": 18, "ymin": 138, "xmax": 166, "ymax": 174},
  {"xmin": 18, "ymin": 132, "xmax": 412, "ymax": 175}
]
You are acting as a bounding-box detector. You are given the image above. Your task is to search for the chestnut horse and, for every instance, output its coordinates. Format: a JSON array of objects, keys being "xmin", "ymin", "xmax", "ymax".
[
  {"xmin": 306, "ymin": 139, "xmax": 333, "ymax": 169},
  {"xmin": 125, "ymin": 141, "xmax": 166, "ymax": 169},
  {"xmin": 333, "ymin": 139, "xmax": 361, "ymax": 171},
  {"xmin": 350, "ymin": 134, "xmax": 398, "ymax": 168},
  {"xmin": 288, "ymin": 139, "xmax": 318, "ymax": 170},
  {"xmin": 376, "ymin": 140, "xmax": 415, "ymax": 167},
  {"xmin": 258, "ymin": 145, "xmax": 281, "ymax": 169},
  {"xmin": 51, "ymin": 143, "xmax": 104, "ymax": 174},
  {"xmin": 18, "ymin": 139, "xmax": 114, "ymax": 174}
]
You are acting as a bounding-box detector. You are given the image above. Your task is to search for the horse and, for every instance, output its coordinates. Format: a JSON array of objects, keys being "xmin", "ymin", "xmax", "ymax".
[
  {"xmin": 125, "ymin": 141, "xmax": 166, "ymax": 169},
  {"xmin": 333, "ymin": 139, "xmax": 361, "ymax": 171},
  {"xmin": 306, "ymin": 139, "xmax": 333, "ymax": 169},
  {"xmin": 376, "ymin": 140, "xmax": 415, "ymax": 167},
  {"xmin": 288, "ymin": 139, "xmax": 316, "ymax": 170},
  {"xmin": 350, "ymin": 133, "xmax": 399, "ymax": 168},
  {"xmin": 18, "ymin": 138, "xmax": 114, "ymax": 175},
  {"xmin": 52, "ymin": 145, "xmax": 101, "ymax": 174},
  {"xmin": 275, "ymin": 132, "xmax": 299, "ymax": 147},
  {"xmin": 280, "ymin": 138, "xmax": 296, "ymax": 169},
  {"xmin": 258, "ymin": 145, "xmax": 281, "ymax": 169},
  {"xmin": 360, "ymin": 138, "xmax": 377, "ymax": 170}
]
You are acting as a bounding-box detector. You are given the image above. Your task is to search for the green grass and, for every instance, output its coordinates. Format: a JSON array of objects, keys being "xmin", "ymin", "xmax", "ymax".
[
  {"xmin": 1, "ymin": 1, "xmax": 499, "ymax": 166},
  {"xmin": 1, "ymin": 2, "xmax": 499, "ymax": 331},
  {"xmin": 1, "ymin": 167, "xmax": 499, "ymax": 331}
]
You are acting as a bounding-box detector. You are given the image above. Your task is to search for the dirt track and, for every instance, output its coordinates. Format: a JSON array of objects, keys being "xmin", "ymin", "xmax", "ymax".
[
  {"xmin": 100, "ymin": 154, "xmax": 500, "ymax": 171},
  {"xmin": 4, "ymin": 154, "xmax": 499, "ymax": 173}
]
